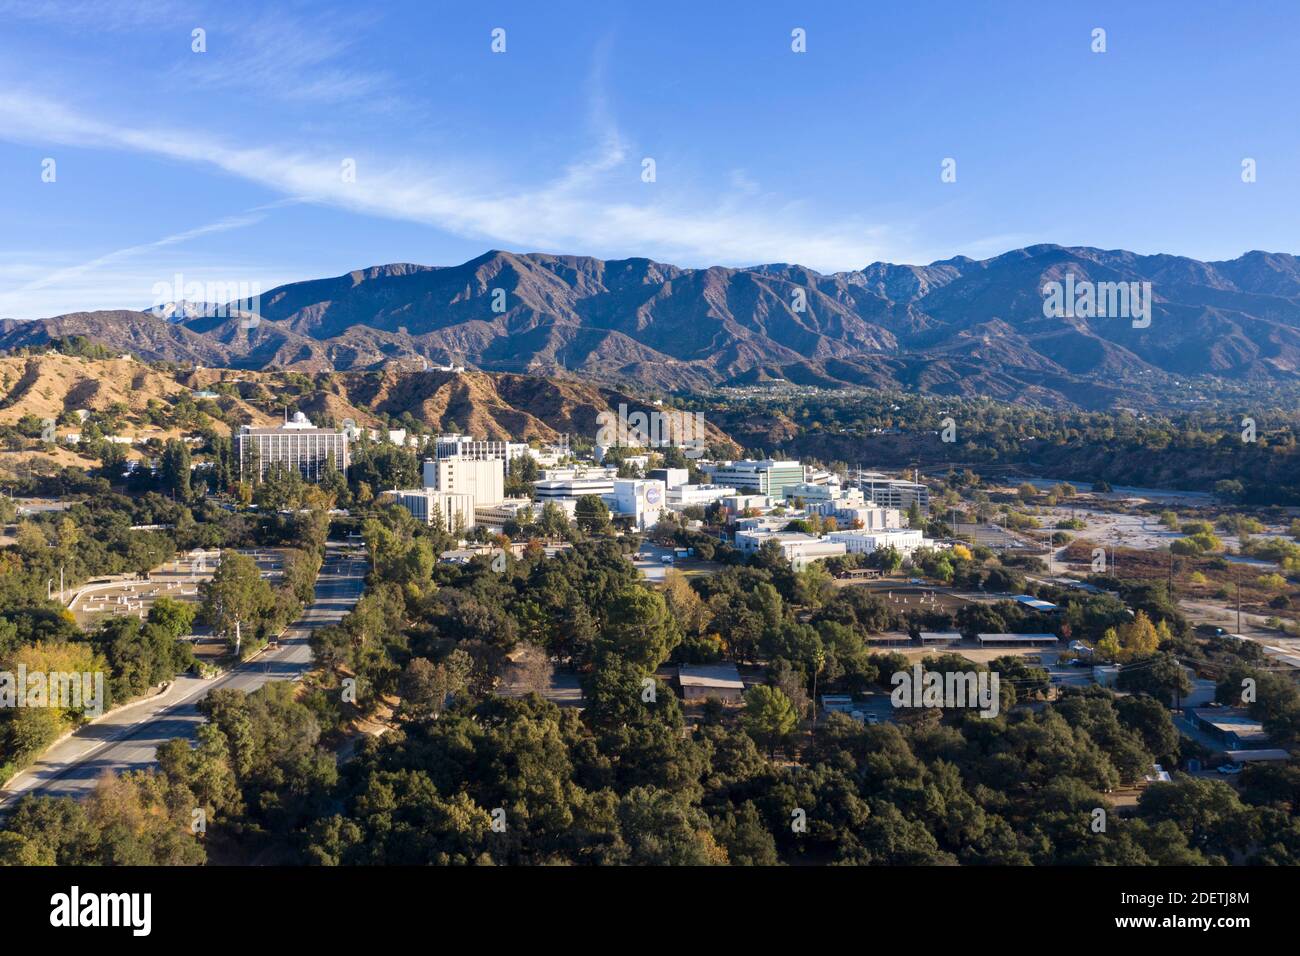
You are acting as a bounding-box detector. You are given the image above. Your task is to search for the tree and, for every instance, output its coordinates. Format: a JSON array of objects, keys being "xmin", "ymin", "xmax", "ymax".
[
  {"xmin": 598, "ymin": 587, "xmax": 681, "ymax": 671},
  {"xmin": 200, "ymin": 550, "xmax": 274, "ymax": 654},
  {"xmin": 742, "ymin": 684, "xmax": 799, "ymax": 757},
  {"xmin": 148, "ymin": 595, "xmax": 197, "ymax": 639},
  {"xmin": 574, "ymin": 494, "xmax": 611, "ymax": 535},
  {"xmin": 160, "ymin": 438, "xmax": 192, "ymax": 501}
]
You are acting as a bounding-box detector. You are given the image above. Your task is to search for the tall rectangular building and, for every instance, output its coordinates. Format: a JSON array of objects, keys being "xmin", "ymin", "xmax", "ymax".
[
  {"xmin": 703, "ymin": 459, "xmax": 804, "ymax": 498},
  {"xmin": 236, "ymin": 412, "xmax": 349, "ymax": 482},
  {"xmin": 433, "ymin": 434, "xmax": 529, "ymax": 462},
  {"xmin": 422, "ymin": 457, "xmax": 505, "ymax": 506},
  {"xmin": 386, "ymin": 489, "xmax": 476, "ymax": 532}
]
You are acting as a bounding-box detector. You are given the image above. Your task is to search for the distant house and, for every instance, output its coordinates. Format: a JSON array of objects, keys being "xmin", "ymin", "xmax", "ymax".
[
  {"xmin": 1092, "ymin": 665, "xmax": 1121, "ymax": 688},
  {"xmin": 1011, "ymin": 595, "xmax": 1058, "ymax": 613},
  {"xmin": 976, "ymin": 633, "xmax": 1058, "ymax": 647},
  {"xmin": 1224, "ymin": 749, "xmax": 1291, "ymax": 764},
  {"xmin": 919, "ymin": 631, "xmax": 962, "ymax": 645},
  {"xmin": 677, "ymin": 663, "xmax": 745, "ymax": 703},
  {"xmin": 1193, "ymin": 707, "xmax": 1270, "ymax": 748},
  {"xmin": 1144, "ymin": 764, "xmax": 1172, "ymax": 783}
]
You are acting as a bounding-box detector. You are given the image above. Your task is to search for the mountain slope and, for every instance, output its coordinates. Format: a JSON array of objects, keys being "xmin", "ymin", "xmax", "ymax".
[{"xmin": 4, "ymin": 244, "xmax": 1300, "ymax": 408}]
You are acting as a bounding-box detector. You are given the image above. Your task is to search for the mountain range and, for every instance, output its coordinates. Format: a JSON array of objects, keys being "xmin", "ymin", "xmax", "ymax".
[{"xmin": 4, "ymin": 244, "xmax": 1300, "ymax": 408}]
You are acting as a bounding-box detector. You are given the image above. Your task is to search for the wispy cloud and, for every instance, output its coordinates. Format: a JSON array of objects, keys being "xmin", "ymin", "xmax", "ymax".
[
  {"xmin": 0, "ymin": 89, "xmax": 906, "ymax": 277},
  {"xmin": 174, "ymin": 12, "xmax": 394, "ymax": 105}
]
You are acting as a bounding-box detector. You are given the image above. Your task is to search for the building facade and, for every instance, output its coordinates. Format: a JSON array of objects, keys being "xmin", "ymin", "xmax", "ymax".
[
  {"xmin": 703, "ymin": 460, "xmax": 804, "ymax": 497},
  {"xmin": 236, "ymin": 412, "xmax": 349, "ymax": 482},
  {"xmin": 666, "ymin": 483, "xmax": 737, "ymax": 510},
  {"xmin": 423, "ymin": 457, "xmax": 505, "ymax": 506},
  {"xmin": 825, "ymin": 528, "xmax": 925, "ymax": 555},
  {"xmin": 386, "ymin": 489, "xmax": 476, "ymax": 532},
  {"xmin": 433, "ymin": 434, "xmax": 530, "ymax": 462},
  {"xmin": 605, "ymin": 479, "xmax": 666, "ymax": 530}
]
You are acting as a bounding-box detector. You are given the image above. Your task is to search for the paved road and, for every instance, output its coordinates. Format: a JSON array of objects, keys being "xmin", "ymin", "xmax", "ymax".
[{"xmin": 0, "ymin": 541, "xmax": 365, "ymax": 808}]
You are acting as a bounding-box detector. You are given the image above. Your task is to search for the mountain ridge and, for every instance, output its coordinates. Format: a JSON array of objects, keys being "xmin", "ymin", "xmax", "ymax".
[{"xmin": 4, "ymin": 244, "xmax": 1300, "ymax": 409}]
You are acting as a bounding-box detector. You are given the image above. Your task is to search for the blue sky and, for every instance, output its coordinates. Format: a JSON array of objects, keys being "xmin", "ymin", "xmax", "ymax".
[{"xmin": 1, "ymin": 0, "xmax": 1296, "ymax": 318}]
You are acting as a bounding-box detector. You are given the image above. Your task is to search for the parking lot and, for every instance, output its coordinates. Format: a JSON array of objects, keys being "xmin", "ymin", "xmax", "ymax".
[{"xmin": 67, "ymin": 548, "xmax": 286, "ymax": 629}]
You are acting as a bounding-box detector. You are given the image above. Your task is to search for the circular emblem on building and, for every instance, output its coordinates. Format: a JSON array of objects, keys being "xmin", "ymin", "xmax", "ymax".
[{"xmin": 646, "ymin": 485, "xmax": 662, "ymax": 505}]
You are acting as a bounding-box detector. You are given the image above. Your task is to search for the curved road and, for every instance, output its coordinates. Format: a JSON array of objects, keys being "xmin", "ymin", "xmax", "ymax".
[{"xmin": 0, "ymin": 541, "xmax": 365, "ymax": 809}]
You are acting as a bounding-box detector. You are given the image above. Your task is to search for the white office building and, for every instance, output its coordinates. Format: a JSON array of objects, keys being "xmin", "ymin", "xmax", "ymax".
[
  {"xmin": 667, "ymin": 483, "xmax": 737, "ymax": 510},
  {"xmin": 386, "ymin": 489, "xmax": 476, "ymax": 532},
  {"xmin": 852, "ymin": 472, "xmax": 930, "ymax": 510},
  {"xmin": 825, "ymin": 528, "xmax": 925, "ymax": 556},
  {"xmin": 422, "ymin": 457, "xmax": 505, "ymax": 506},
  {"xmin": 605, "ymin": 479, "xmax": 666, "ymax": 531},
  {"xmin": 808, "ymin": 502, "xmax": 902, "ymax": 531},
  {"xmin": 703, "ymin": 459, "xmax": 804, "ymax": 497},
  {"xmin": 474, "ymin": 498, "xmax": 540, "ymax": 533},
  {"xmin": 534, "ymin": 474, "xmax": 617, "ymax": 503},
  {"xmin": 722, "ymin": 493, "xmax": 777, "ymax": 515},
  {"xmin": 733, "ymin": 530, "xmax": 847, "ymax": 569},
  {"xmin": 236, "ymin": 412, "xmax": 349, "ymax": 482},
  {"xmin": 648, "ymin": 467, "xmax": 690, "ymax": 490},
  {"xmin": 434, "ymin": 434, "xmax": 530, "ymax": 462}
]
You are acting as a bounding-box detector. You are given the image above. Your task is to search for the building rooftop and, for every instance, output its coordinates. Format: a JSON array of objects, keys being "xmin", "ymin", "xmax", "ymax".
[
  {"xmin": 678, "ymin": 663, "xmax": 744, "ymax": 690},
  {"xmin": 1193, "ymin": 708, "xmax": 1268, "ymax": 740}
]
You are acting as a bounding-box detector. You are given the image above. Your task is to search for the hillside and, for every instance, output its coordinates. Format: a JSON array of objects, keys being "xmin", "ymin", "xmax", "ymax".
[
  {"xmin": 0, "ymin": 354, "xmax": 738, "ymax": 473},
  {"xmin": 5, "ymin": 245, "xmax": 1300, "ymax": 409}
]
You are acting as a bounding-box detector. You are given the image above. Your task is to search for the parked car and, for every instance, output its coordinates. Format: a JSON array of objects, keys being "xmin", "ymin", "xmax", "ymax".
[{"xmin": 1216, "ymin": 762, "xmax": 1244, "ymax": 775}]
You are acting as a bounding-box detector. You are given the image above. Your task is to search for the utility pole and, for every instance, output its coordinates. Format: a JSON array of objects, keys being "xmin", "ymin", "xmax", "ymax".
[{"xmin": 1236, "ymin": 571, "xmax": 1242, "ymax": 634}]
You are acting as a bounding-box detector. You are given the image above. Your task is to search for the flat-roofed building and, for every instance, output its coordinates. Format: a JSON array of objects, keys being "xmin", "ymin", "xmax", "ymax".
[
  {"xmin": 677, "ymin": 663, "xmax": 745, "ymax": 702},
  {"xmin": 1193, "ymin": 707, "xmax": 1270, "ymax": 748},
  {"xmin": 722, "ymin": 493, "xmax": 777, "ymax": 515},
  {"xmin": 853, "ymin": 473, "xmax": 930, "ymax": 510},
  {"xmin": 825, "ymin": 528, "xmax": 925, "ymax": 556},
  {"xmin": 703, "ymin": 459, "xmax": 804, "ymax": 497},
  {"xmin": 784, "ymin": 481, "xmax": 844, "ymax": 504},
  {"xmin": 1224, "ymin": 749, "xmax": 1291, "ymax": 763},
  {"xmin": 920, "ymin": 631, "xmax": 963, "ymax": 644},
  {"xmin": 810, "ymin": 503, "xmax": 902, "ymax": 531},
  {"xmin": 236, "ymin": 412, "xmax": 349, "ymax": 482},
  {"xmin": 423, "ymin": 457, "xmax": 505, "ymax": 506},
  {"xmin": 605, "ymin": 479, "xmax": 666, "ymax": 530},
  {"xmin": 433, "ymin": 434, "xmax": 529, "ymax": 461},
  {"xmin": 385, "ymin": 489, "xmax": 476, "ymax": 532},
  {"xmin": 540, "ymin": 465, "xmax": 618, "ymax": 481},
  {"xmin": 666, "ymin": 483, "xmax": 736, "ymax": 510},
  {"xmin": 474, "ymin": 498, "xmax": 539, "ymax": 533},
  {"xmin": 976, "ymin": 633, "xmax": 1059, "ymax": 647},
  {"xmin": 733, "ymin": 530, "xmax": 847, "ymax": 568},
  {"xmin": 1012, "ymin": 594, "xmax": 1059, "ymax": 613},
  {"xmin": 534, "ymin": 475, "xmax": 617, "ymax": 504},
  {"xmin": 647, "ymin": 467, "xmax": 690, "ymax": 490}
]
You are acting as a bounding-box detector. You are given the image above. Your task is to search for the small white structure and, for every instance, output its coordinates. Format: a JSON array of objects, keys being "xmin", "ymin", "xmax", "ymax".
[{"xmin": 678, "ymin": 663, "xmax": 745, "ymax": 702}]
